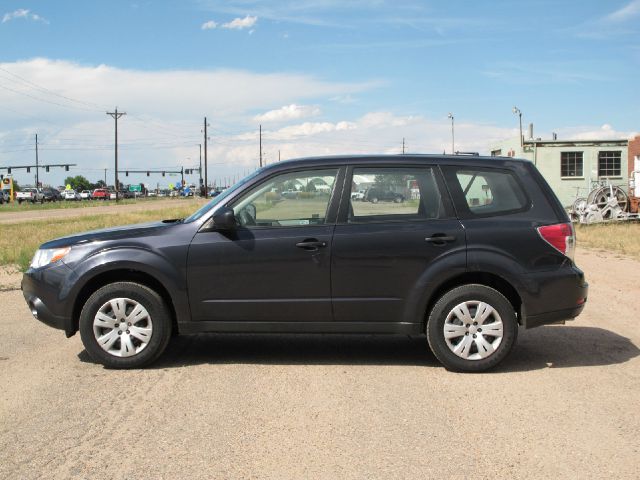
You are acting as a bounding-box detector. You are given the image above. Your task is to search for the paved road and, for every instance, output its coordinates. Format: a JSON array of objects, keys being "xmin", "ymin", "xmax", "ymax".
[
  {"xmin": 0, "ymin": 198, "xmax": 204, "ymax": 224},
  {"xmin": 1, "ymin": 248, "xmax": 639, "ymax": 479}
]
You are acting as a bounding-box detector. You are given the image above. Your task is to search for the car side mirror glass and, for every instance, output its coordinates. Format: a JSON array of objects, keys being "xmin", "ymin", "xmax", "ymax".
[{"xmin": 211, "ymin": 207, "xmax": 237, "ymax": 231}]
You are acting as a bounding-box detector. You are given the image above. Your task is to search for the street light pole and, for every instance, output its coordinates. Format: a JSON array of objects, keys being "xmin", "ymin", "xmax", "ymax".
[
  {"xmin": 512, "ymin": 106, "xmax": 523, "ymax": 147},
  {"xmin": 447, "ymin": 113, "xmax": 455, "ymax": 154}
]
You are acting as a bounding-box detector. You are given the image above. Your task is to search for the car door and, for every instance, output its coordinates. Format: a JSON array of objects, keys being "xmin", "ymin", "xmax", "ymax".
[
  {"xmin": 331, "ymin": 165, "xmax": 466, "ymax": 325},
  {"xmin": 187, "ymin": 167, "xmax": 343, "ymax": 324}
]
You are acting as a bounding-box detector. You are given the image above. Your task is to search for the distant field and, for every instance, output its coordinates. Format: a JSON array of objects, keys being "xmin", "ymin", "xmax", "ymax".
[
  {"xmin": 0, "ymin": 204, "xmax": 200, "ymax": 271},
  {"xmin": 575, "ymin": 222, "xmax": 640, "ymax": 259},
  {"xmin": 0, "ymin": 197, "xmax": 156, "ymax": 212}
]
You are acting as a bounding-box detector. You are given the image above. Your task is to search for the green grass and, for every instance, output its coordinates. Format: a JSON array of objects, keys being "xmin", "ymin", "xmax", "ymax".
[
  {"xmin": 0, "ymin": 204, "xmax": 199, "ymax": 271},
  {"xmin": 0, "ymin": 197, "xmax": 175, "ymax": 212}
]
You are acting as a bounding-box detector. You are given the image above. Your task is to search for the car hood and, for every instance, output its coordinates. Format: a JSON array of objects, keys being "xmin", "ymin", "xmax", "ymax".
[{"xmin": 41, "ymin": 219, "xmax": 183, "ymax": 249}]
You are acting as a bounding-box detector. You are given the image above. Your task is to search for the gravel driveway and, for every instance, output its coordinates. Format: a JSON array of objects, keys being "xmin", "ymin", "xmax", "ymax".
[{"xmin": 1, "ymin": 247, "xmax": 638, "ymax": 479}]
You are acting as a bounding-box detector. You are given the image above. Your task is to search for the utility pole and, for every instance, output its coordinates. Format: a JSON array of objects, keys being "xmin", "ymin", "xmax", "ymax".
[
  {"xmin": 199, "ymin": 143, "xmax": 203, "ymax": 189},
  {"xmin": 447, "ymin": 113, "xmax": 455, "ymax": 154},
  {"xmin": 402, "ymin": 137, "xmax": 405, "ymax": 155},
  {"xmin": 181, "ymin": 166, "xmax": 184, "ymax": 188},
  {"xmin": 512, "ymin": 106, "xmax": 523, "ymax": 147},
  {"xmin": 107, "ymin": 108, "xmax": 126, "ymax": 202},
  {"xmin": 203, "ymin": 117, "xmax": 208, "ymax": 198},
  {"xmin": 104, "ymin": 168, "xmax": 107, "ymax": 186},
  {"xmin": 278, "ymin": 149, "xmax": 281, "ymax": 162},
  {"xmin": 35, "ymin": 133, "xmax": 39, "ymax": 186},
  {"xmin": 259, "ymin": 124, "xmax": 263, "ymax": 167}
]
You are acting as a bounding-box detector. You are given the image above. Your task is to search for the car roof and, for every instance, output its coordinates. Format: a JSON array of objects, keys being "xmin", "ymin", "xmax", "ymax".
[{"xmin": 261, "ymin": 154, "xmax": 530, "ymax": 172}]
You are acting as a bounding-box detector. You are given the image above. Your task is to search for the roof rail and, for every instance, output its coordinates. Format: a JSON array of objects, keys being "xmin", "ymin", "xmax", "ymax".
[{"xmin": 454, "ymin": 151, "xmax": 480, "ymax": 156}]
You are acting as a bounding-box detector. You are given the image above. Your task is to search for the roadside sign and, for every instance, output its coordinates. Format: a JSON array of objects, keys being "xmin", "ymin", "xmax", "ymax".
[
  {"xmin": 65, "ymin": 184, "xmax": 72, "ymax": 190},
  {"xmin": 129, "ymin": 184, "xmax": 142, "ymax": 192},
  {"xmin": 168, "ymin": 183, "xmax": 174, "ymax": 190}
]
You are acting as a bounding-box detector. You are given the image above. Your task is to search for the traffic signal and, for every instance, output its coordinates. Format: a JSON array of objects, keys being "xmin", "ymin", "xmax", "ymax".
[
  {"xmin": 146, "ymin": 171, "xmax": 150, "ymax": 176},
  {"xmin": 27, "ymin": 167, "xmax": 30, "ymax": 173},
  {"xmin": 65, "ymin": 166, "xmax": 69, "ymax": 171},
  {"xmin": 162, "ymin": 171, "xmax": 165, "ymax": 177},
  {"xmin": 46, "ymin": 166, "xmax": 50, "ymax": 172},
  {"xmin": 126, "ymin": 171, "xmax": 129, "ymax": 177},
  {"xmin": 7, "ymin": 168, "xmax": 11, "ymax": 174}
]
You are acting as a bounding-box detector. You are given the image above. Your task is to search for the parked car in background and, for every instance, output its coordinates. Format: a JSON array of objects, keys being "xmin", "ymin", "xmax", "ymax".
[
  {"xmin": 16, "ymin": 187, "xmax": 44, "ymax": 204},
  {"xmin": 92, "ymin": 188, "xmax": 109, "ymax": 200},
  {"xmin": 22, "ymin": 154, "xmax": 588, "ymax": 371},
  {"xmin": 80, "ymin": 190, "xmax": 92, "ymax": 200},
  {"xmin": 363, "ymin": 188, "xmax": 405, "ymax": 204},
  {"xmin": 63, "ymin": 190, "xmax": 81, "ymax": 201},
  {"xmin": 109, "ymin": 191, "xmax": 117, "ymax": 200},
  {"xmin": 350, "ymin": 190, "xmax": 366, "ymax": 201},
  {"xmin": 42, "ymin": 188, "xmax": 62, "ymax": 202}
]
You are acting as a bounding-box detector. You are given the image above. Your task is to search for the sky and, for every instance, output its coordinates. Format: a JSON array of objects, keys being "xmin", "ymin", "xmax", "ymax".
[{"xmin": 0, "ymin": 0, "xmax": 639, "ymax": 188}]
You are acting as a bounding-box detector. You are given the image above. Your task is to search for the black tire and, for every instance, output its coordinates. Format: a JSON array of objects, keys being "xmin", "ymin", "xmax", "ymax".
[
  {"xmin": 426, "ymin": 284, "xmax": 518, "ymax": 372},
  {"xmin": 370, "ymin": 197, "xmax": 378, "ymax": 204},
  {"xmin": 79, "ymin": 282, "xmax": 172, "ymax": 369}
]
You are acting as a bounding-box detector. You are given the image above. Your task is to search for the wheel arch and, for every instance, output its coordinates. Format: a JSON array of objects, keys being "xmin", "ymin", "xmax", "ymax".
[
  {"xmin": 72, "ymin": 269, "xmax": 179, "ymax": 336},
  {"xmin": 423, "ymin": 272, "xmax": 523, "ymax": 332}
]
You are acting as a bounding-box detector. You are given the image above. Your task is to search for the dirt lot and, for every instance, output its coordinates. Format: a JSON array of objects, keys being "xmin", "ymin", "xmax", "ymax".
[{"xmin": 1, "ymin": 247, "xmax": 639, "ymax": 479}]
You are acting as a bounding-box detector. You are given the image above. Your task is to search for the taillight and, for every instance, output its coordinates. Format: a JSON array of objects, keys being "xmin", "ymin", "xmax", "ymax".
[{"xmin": 537, "ymin": 223, "xmax": 575, "ymax": 260}]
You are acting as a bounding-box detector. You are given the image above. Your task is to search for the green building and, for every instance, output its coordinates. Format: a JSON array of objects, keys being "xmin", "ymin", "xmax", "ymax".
[{"xmin": 489, "ymin": 132, "xmax": 628, "ymax": 208}]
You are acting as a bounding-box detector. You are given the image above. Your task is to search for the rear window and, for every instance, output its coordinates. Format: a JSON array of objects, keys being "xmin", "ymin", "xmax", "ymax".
[{"xmin": 445, "ymin": 167, "xmax": 529, "ymax": 217}]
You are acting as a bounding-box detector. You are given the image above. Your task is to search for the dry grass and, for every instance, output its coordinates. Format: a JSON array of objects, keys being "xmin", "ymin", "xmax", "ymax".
[
  {"xmin": 575, "ymin": 222, "xmax": 640, "ymax": 259},
  {"xmin": 0, "ymin": 204, "xmax": 198, "ymax": 271}
]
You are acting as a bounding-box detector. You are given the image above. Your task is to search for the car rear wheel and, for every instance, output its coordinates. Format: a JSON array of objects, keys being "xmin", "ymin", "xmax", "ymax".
[
  {"xmin": 79, "ymin": 282, "xmax": 172, "ymax": 369},
  {"xmin": 426, "ymin": 284, "xmax": 518, "ymax": 372}
]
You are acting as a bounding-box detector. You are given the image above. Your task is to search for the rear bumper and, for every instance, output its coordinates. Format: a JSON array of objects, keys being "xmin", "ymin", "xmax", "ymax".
[{"xmin": 521, "ymin": 265, "xmax": 588, "ymax": 329}]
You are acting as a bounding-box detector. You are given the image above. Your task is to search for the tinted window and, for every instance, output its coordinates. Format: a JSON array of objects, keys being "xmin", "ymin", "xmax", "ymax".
[
  {"xmin": 232, "ymin": 169, "xmax": 338, "ymax": 227},
  {"xmin": 449, "ymin": 168, "xmax": 528, "ymax": 216},
  {"xmin": 349, "ymin": 167, "xmax": 443, "ymax": 222}
]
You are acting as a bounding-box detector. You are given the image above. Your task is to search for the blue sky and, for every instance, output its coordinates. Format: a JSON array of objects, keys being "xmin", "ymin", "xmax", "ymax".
[{"xmin": 0, "ymin": 0, "xmax": 638, "ymax": 187}]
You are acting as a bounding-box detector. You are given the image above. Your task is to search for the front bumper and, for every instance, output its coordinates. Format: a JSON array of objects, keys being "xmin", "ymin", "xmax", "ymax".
[{"xmin": 21, "ymin": 264, "xmax": 76, "ymax": 337}]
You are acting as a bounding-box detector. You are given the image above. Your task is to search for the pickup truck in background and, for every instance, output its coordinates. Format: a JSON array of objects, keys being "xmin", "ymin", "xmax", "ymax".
[{"xmin": 16, "ymin": 187, "xmax": 44, "ymax": 204}]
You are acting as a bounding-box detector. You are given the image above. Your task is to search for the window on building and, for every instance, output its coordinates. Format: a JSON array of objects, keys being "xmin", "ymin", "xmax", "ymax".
[
  {"xmin": 560, "ymin": 152, "xmax": 583, "ymax": 177},
  {"xmin": 598, "ymin": 151, "xmax": 621, "ymax": 177}
]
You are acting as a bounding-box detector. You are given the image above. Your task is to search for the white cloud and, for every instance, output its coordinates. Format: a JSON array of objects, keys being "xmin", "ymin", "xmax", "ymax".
[
  {"xmin": 253, "ymin": 104, "xmax": 320, "ymax": 123},
  {"xmin": 222, "ymin": 15, "xmax": 257, "ymax": 30},
  {"xmin": 559, "ymin": 124, "xmax": 638, "ymax": 141},
  {"xmin": 605, "ymin": 0, "xmax": 640, "ymax": 22},
  {"xmin": 2, "ymin": 8, "xmax": 49, "ymax": 24},
  {"xmin": 201, "ymin": 20, "xmax": 217, "ymax": 30}
]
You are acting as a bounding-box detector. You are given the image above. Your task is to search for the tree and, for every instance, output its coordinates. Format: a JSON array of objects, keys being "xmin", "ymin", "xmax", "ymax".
[
  {"xmin": 63, "ymin": 175, "xmax": 92, "ymax": 191},
  {"xmin": 93, "ymin": 179, "xmax": 106, "ymax": 189}
]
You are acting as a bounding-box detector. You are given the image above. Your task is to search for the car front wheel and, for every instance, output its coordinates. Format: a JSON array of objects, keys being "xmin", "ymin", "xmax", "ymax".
[
  {"xmin": 426, "ymin": 284, "xmax": 518, "ymax": 372},
  {"xmin": 79, "ymin": 282, "xmax": 172, "ymax": 369}
]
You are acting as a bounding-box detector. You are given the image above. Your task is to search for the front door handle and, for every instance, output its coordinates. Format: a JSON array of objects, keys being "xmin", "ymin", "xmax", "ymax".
[
  {"xmin": 425, "ymin": 234, "xmax": 456, "ymax": 245},
  {"xmin": 296, "ymin": 239, "xmax": 327, "ymax": 251}
]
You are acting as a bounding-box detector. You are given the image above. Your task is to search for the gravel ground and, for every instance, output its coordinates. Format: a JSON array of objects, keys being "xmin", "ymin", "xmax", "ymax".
[{"xmin": 1, "ymin": 247, "xmax": 639, "ymax": 479}]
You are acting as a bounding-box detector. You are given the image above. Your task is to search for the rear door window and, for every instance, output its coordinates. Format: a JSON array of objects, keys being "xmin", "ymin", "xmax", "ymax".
[
  {"xmin": 347, "ymin": 167, "xmax": 446, "ymax": 223},
  {"xmin": 444, "ymin": 167, "xmax": 529, "ymax": 217}
]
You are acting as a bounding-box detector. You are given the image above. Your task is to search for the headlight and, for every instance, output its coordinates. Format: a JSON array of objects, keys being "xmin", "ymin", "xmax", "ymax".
[{"xmin": 30, "ymin": 247, "xmax": 71, "ymax": 269}]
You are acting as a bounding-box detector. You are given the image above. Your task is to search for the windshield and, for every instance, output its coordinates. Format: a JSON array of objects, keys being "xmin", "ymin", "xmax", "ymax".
[{"xmin": 183, "ymin": 168, "xmax": 264, "ymax": 223}]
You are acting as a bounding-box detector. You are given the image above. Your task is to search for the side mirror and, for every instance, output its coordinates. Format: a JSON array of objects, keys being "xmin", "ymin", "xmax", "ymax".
[{"xmin": 211, "ymin": 207, "xmax": 237, "ymax": 231}]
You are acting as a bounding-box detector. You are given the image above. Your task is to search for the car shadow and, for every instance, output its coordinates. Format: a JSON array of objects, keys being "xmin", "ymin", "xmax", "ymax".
[{"xmin": 78, "ymin": 325, "xmax": 640, "ymax": 372}]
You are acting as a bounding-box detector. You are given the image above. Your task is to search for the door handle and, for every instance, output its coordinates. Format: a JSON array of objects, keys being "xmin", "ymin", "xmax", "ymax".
[
  {"xmin": 425, "ymin": 234, "xmax": 456, "ymax": 245},
  {"xmin": 296, "ymin": 239, "xmax": 327, "ymax": 251}
]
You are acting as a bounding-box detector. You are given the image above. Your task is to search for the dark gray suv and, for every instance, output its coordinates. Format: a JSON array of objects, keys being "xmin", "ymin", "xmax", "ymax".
[{"xmin": 22, "ymin": 155, "xmax": 588, "ymax": 371}]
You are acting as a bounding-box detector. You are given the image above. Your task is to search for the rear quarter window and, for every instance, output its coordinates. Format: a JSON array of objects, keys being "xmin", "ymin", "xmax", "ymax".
[{"xmin": 443, "ymin": 166, "xmax": 530, "ymax": 217}]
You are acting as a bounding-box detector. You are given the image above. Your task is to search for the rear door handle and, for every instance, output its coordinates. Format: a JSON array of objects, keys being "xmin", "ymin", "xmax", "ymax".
[
  {"xmin": 425, "ymin": 234, "xmax": 456, "ymax": 245},
  {"xmin": 296, "ymin": 239, "xmax": 327, "ymax": 251}
]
